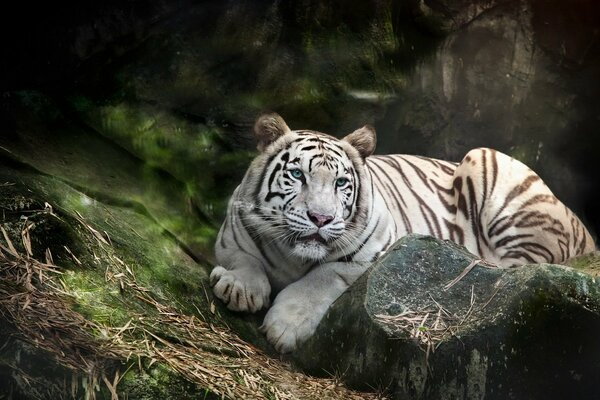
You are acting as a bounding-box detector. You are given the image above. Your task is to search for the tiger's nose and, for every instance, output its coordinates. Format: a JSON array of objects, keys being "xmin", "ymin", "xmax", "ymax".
[{"xmin": 307, "ymin": 211, "xmax": 334, "ymax": 227}]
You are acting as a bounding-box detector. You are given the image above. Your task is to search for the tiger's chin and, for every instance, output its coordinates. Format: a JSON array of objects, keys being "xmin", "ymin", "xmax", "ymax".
[{"xmin": 291, "ymin": 240, "xmax": 329, "ymax": 261}]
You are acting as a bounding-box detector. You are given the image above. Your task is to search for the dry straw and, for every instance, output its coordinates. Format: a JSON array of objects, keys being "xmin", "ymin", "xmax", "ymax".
[
  {"xmin": 375, "ymin": 258, "xmax": 501, "ymax": 363},
  {"xmin": 0, "ymin": 206, "xmax": 384, "ymax": 399}
]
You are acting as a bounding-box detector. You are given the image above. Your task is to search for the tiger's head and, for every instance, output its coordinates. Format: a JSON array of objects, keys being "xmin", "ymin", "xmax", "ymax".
[{"xmin": 241, "ymin": 113, "xmax": 376, "ymax": 262}]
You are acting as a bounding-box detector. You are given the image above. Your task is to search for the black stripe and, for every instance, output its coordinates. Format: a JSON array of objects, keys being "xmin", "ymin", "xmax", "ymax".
[
  {"xmin": 323, "ymin": 145, "xmax": 344, "ymax": 159},
  {"xmin": 489, "ymin": 175, "xmax": 541, "ymax": 227},
  {"xmin": 494, "ymin": 233, "xmax": 534, "ymax": 248},
  {"xmin": 254, "ymin": 152, "xmax": 280, "ymax": 203},
  {"xmin": 431, "ymin": 180, "xmax": 457, "ymax": 214},
  {"xmin": 415, "ymin": 155, "xmax": 458, "ymax": 174},
  {"xmin": 508, "ymin": 242, "xmax": 554, "ymax": 263},
  {"xmin": 308, "ymin": 153, "xmax": 321, "ymax": 172},
  {"xmin": 466, "ymin": 176, "xmax": 485, "ymax": 255},
  {"xmin": 403, "ymin": 158, "xmax": 433, "ymax": 192},
  {"xmin": 337, "ymin": 214, "xmax": 381, "ymax": 262},
  {"xmin": 368, "ymin": 159, "xmax": 412, "ymax": 232},
  {"xmin": 380, "ymin": 234, "xmax": 394, "ymax": 254},
  {"xmin": 301, "ymin": 145, "xmax": 317, "ymax": 151},
  {"xmin": 282, "ymin": 193, "xmax": 298, "ymax": 210},
  {"xmin": 444, "ymin": 219, "xmax": 464, "ymax": 245},
  {"xmin": 517, "ymin": 194, "xmax": 557, "ymax": 210},
  {"xmin": 348, "ymin": 163, "xmax": 364, "ymax": 226},
  {"xmin": 501, "ymin": 250, "xmax": 536, "ymax": 264},
  {"xmin": 490, "ymin": 150, "xmax": 498, "ymax": 195}
]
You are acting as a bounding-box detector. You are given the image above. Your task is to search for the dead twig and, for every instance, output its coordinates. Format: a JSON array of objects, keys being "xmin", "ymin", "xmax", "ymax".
[{"xmin": 443, "ymin": 259, "xmax": 481, "ymax": 291}]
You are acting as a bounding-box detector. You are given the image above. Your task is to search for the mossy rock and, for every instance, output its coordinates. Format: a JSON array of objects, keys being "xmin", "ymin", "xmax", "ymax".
[
  {"xmin": 566, "ymin": 252, "xmax": 600, "ymax": 277},
  {"xmin": 295, "ymin": 235, "xmax": 600, "ymax": 400}
]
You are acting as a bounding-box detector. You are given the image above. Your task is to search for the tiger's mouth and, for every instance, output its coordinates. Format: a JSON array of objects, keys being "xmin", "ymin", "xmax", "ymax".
[{"xmin": 298, "ymin": 233, "xmax": 327, "ymax": 244}]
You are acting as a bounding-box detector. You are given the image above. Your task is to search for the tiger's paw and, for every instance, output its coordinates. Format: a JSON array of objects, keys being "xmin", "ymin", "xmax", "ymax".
[
  {"xmin": 260, "ymin": 300, "xmax": 321, "ymax": 353},
  {"xmin": 209, "ymin": 266, "xmax": 271, "ymax": 313}
]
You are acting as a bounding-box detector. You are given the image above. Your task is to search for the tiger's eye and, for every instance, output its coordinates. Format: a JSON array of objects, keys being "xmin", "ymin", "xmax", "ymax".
[
  {"xmin": 290, "ymin": 169, "xmax": 303, "ymax": 179},
  {"xmin": 336, "ymin": 177, "xmax": 349, "ymax": 187}
]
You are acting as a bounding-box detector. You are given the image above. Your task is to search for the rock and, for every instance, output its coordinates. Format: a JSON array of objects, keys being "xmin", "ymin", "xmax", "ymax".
[
  {"xmin": 294, "ymin": 234, "xmax": 600, "ymax": 400},
  {"xmin": 418, "ymin": 0, "xmax": 511, "ymax": 32}
]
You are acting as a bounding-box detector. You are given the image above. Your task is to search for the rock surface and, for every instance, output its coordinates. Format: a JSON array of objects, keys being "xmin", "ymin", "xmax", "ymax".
[{"xmin": 295, "ymin": 234, "xmax": 600, "ymax": 400}]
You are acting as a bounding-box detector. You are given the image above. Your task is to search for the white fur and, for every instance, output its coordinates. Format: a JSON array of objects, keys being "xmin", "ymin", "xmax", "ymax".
[
  {"xmin": 211, "ymin": 127, "xmax": 394, "ymax": 352},
  {"xmin": 211, "ymin": 119, "xmax": 595, "ymax": 353}
]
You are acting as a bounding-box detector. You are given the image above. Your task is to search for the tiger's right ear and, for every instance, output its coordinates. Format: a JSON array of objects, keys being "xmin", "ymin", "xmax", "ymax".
[
  {"xmin": 254, "ymin": 113, "xmax": 291, "ymax": 152},
  {"xmin": 343, "ymin": 125, "xmax": 376, "ymax": 159}
]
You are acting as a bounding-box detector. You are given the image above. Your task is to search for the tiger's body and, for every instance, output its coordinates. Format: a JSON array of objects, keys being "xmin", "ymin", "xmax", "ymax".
[
  {"xmin": 210, "ymin": 113, "xmax": 595, "ymax": 353},
  {"xmin": 368, "ymin": 153, "xmax": 592, "ymax": 265}
]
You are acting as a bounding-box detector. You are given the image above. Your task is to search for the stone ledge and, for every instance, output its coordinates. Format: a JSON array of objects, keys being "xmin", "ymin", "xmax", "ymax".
[{"xmin": 294, "ymin": 234, "xmax": 600, "ymax": 400}]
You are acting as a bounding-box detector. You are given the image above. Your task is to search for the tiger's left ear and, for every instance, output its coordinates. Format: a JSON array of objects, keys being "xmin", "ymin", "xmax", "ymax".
[
  {"xmin": 254, "ymin": 113, "xmax": 291, "ymax": 152},
  {"xmin": 343, "ymin": 125, "xmax": 376, "ymax": 159}
]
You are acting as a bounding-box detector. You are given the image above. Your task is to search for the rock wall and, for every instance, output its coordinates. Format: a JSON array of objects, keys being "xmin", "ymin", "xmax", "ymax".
[{"xmin": 376, "ymin": 0, "xmax": 600, "ymax": 235}]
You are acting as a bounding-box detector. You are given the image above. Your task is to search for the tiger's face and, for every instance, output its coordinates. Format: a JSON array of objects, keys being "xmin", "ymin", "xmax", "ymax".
[
  {"xmin": 245, "ymin": 114, "xmax": 376, "ymax": 262},
  {"xmin": 259, "ymin": 133, "xmax": 358, "ymax": 260}
]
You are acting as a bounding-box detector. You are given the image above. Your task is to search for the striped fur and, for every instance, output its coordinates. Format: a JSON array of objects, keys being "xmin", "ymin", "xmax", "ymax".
[
  {"xmin": 211, "ymin": 114, "xmax": 595, "ymax": 353},
  {"xmin": 368, "ymin": 150, "xmax": 594, "ymax": 265}
]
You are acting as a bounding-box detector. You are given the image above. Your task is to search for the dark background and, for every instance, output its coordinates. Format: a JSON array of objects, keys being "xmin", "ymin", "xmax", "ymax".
[{"xmin": 1, "ymin": 0, "xmax": 599, "ymax": 242}]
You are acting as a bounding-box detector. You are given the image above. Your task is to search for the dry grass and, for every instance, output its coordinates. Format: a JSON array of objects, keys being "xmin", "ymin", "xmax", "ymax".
[
  {"xmin": 375, "ymin": 258, "xmax": 503, "ymax": 362},
  {"xmin": 375, "ymin": 289, "xmax": 472, "ymax": 363},
  {"xmin": 0, "ymin": 223, "xmax": 120, "ymax": 396},
  {"xmin": 0, "ymin": 207, "xmax": 384, "ymax": 400}
]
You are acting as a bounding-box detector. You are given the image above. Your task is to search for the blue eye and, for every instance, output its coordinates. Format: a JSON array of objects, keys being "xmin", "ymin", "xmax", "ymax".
[
  {"xmin": 290, "ymin": 169, "xmax": 304, "ymax": 179},
  {"xmin": 335, "ymin": 177, "xmax": 349, "ymax": 187}
]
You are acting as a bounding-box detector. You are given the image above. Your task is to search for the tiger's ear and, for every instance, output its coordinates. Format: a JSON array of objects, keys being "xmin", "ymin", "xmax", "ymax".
[
  {"xmin": 343, "ymin": 125, "xmax": 376, "ymax": 159},
  {"xmin": 254, "ymin": 113, "xmax": 291, "ymax": 152}
]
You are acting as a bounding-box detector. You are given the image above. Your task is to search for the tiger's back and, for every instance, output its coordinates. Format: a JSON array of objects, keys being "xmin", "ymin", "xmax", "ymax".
[
  {"xmin": 368, "ymin": 154, "xmax": 459, "ymax": 239},
  {"xmin": 368, "ymin": 149, "xmax": 595, "ymax": 266}
]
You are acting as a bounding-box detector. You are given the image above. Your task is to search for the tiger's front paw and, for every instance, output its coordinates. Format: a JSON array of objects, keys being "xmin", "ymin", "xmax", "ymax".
[
  {"xmin": 260, "ymin": 299, "xmax": 321, "ymax": 353},
  {"xmin": 210, "ymin": 266, "xmax": 271, "ymax": 313}
]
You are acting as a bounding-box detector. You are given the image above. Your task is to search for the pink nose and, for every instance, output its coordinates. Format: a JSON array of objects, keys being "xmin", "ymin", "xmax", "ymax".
[{"xmin": 307, "ymin": 211, "xmax": 334, "ymax": 227}]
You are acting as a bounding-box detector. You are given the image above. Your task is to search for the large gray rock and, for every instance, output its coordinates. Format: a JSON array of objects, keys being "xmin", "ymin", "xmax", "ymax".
[{"xmin": 294, "ymin": 234, "xmax": 600, "ymax": 400}]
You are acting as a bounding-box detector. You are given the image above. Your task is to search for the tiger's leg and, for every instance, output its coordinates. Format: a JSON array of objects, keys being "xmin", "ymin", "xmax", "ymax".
[
  {"xmin": 211, "ymin": 196, "xmax": 272, "ymax": 313},
  {"xmin": 452, "ymin": 148, "xmax": 594, "ymax": 266},
  {"xmin": 261, "ymin": 260, "xmax": 368, "ymax": 353},
  {"xmin": 210, "ymin": 261, "xmax": 271, "ymax": 313}
]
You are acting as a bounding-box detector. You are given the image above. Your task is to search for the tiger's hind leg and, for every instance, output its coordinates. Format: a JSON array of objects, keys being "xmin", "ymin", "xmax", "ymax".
[{"xmin": 451, "ymin": 148, "xmax": 594, "ymax": 266}]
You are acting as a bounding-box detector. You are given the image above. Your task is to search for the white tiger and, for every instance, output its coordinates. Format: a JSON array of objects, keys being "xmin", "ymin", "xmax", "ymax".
[{"xmin": 210, "ymin": 113, "xmax": 595, "ymax": 353}]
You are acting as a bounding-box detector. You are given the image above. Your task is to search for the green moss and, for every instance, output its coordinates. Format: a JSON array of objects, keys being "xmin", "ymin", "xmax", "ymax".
[
  {"xmin": 2, "ymin": 166, "xmax": 210, "ymax": 315},
  {"xmin": 112, "ymin": 361, "xmax": 213, "ymax": 400},
  {"xmin": 62, "ymin": 270, "xmax": 131, "ymax": 327},
  {"xmin": 71, "ymin": 98, "xmax": 251, "ymax": 225},
  {"xmin": 566, "ymin": 252, "xmax": 600, "ymax": 277}
]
